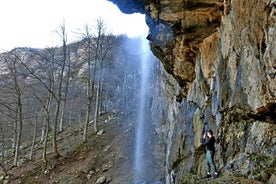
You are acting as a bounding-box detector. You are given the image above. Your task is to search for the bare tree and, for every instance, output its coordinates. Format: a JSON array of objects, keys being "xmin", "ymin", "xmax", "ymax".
[
  {"xmin": 80, "ymin": 24, "xmax": 97, "ymax": 143},
  {"xmin": 52, "ymin": 21, "xmax": 68, "ymax": 157},
  {"xmin": 80, "ymin": 19, "xmax": 115, "ymax": 141},
  {"xmin": 1, "ymin": 51, "xmax": 27, "ymax": 166},
  {"xmin": 0, "ymin": 123, "xmax": 5, "ymax": 163},
  {"xmin": 0, "ymin": 107, "xmax": 15, "ymax": 164},
  {"xmin": 42, "ymin": 89, "xmax": 53, "ymax": 166},
  {"xmin": 0, "ymin": 18, "xmax": 123, "ymax": 169},
  {"xmin": 11, "ymin": 55, "xmax": 23, "ymax": 167},
  {"xmin": 29, "ymin": 115, "xmax": 38, "ymax": 160},
  {"xmin": 37, "ymin": 47, "xmax": 57, "ymax": 162},
  {"xmin": 18, "ymin": 47, "xmax": 56, "ymax": 166},
  {"xmin": 59, "ymin": 45, "xmax": 71, "ymax": 132},
  {"xmin": 93, "ymin": 19, "xmax": 114, "ymax": 132}
]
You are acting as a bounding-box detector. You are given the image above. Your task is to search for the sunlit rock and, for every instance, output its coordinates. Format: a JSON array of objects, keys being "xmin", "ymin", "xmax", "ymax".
[
  {"xmin": 111, "ymin": 0, "xmax": 276, "ymax": 183},
  {"xmin": 96, "ymin": 176, "xmax": 106, "ymax": 184}
]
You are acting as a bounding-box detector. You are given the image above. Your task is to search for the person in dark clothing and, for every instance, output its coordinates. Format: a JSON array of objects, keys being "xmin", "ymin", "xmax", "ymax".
[{"xmin": 201, "ymin": 130, "xmax": 218, "ymax": 178}]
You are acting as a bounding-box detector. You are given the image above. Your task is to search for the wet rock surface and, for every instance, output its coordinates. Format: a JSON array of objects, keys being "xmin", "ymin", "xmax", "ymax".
[{"xmin": 109, "ymin": 0, "xmax": 276, "ymax": 183}]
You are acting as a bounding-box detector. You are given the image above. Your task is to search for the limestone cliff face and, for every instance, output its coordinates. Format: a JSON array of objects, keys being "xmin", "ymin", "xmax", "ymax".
[{"xmin": 109, "ymin": 0, "xmax": 276, "ymax": 183}]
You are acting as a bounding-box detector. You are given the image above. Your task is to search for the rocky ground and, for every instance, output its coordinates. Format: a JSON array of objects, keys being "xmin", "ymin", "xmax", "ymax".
[
  {"xmin": 181, "ymin": 173, "xmax": 267, "ymax": 184},
  {"xmin": 1, "ymin": 113, "xmax": 137, "ymax": 184},
  {"xmin": 0, "ymin": 112, "xmax": 271, "ymax": 184}
]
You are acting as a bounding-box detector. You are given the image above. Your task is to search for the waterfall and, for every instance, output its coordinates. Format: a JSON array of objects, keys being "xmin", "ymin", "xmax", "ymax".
[
  {"xmin": 133, "ymin": 36, "xmax": 164, "ymax": 184},
  {"xmin": 134, "ymin": 36, "xmax": 151, "ymax": 183}
]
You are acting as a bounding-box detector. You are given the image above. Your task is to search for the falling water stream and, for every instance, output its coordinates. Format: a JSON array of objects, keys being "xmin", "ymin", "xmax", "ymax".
[
  {"xmin": 134, "ymin": 36, "xmax": 151, "ymax": 183},
  {"xmin": 133, "ymin": 36, "xmax": 164, "ymax": 184}
]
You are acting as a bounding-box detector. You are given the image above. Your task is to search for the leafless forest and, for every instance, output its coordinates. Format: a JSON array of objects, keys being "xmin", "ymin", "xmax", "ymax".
[{"xmin": 0, "ymin": 20, "xmax": 146, "ymax": 170}]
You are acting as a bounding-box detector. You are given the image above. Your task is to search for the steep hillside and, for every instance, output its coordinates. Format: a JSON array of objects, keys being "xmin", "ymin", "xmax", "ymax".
[
  {"xmin": 0, "ymin": 35, "xmax": 167, "ymax": 183},
  {"xmin": 0, "ymin": 113, "xmax": 134, "ymax": 184}
]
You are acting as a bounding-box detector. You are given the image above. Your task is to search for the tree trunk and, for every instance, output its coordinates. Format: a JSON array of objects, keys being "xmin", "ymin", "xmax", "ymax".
[
  {"xmin": 13, "ymin": 94, "xmax": 22, "ymax": 167},
  {"xmin": 42, "ymin": 117, "xmax": 50, "ymax": 167},
  {"xmin": 0, "ymin": 126, "xmax": 4, "ymax": 163},
  {"xmin": 40, "ymin": 124, "xmax": 45, "ymax": 143},
  {"xmin": 12, "ymin": 120, "xmax": 17, "ymax": 158},
  {"xmin": 93, "ymin": 84, "xmax": 100, "ymax": 133},
  {"xmin": 83, "ymin": 96, "xmax": 92, "ymax": 143},
  {"xmin": 59, "ymin": 46, "xmax": 71, "ymax": 132},
  {"xmin": 52, "ymin": 23, "xmax": 67, "ymax": 158},
  {"xmin": 99, "ymin": 80, "xmax": 104, "ymax": 114},
  {"xmin": 29, "ymin": 118, "xmax": 37, "ymax": 160},
  {"xmin": 82, "ymin": 27, "xmax": 95, "ymax": 142},
  {"xmin": 42, "ymin": 91, "xmax": 53, "ymax": 167},
  {"xmin": 53, "ymin": 104, "xmax": 61, "ymax": 158},
  {"xmin": 59, "ymin": 103, "xmax": 65, "ymax": 132}
]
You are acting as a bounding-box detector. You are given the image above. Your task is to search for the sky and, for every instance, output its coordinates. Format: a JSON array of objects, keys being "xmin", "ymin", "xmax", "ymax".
[{"xmin": 0, "ymin": 0, "xmax": 148, "ymax": 52}]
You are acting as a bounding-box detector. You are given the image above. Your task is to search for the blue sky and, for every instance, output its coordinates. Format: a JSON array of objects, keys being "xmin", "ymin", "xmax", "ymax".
[{"xmin": 0, "ymin": 0, "xmax": 148, "ymax": 51}]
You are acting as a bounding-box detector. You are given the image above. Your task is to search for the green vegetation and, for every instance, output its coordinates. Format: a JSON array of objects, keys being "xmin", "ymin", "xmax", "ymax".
[
  {"xmin": 181, "ymin": 172, "xmax": 205, "ymax": 184},
  {"xmin": 181, "ymin": 172, "xmax": 196, "ymax": 184},
  {"xmin": 250, "ymin": 154, "xmax": 276, "ymax": 181}
]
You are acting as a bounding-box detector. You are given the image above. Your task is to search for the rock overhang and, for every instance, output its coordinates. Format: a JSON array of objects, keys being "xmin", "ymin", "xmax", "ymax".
[{"xmin": 108, "ymin": 0, "xmax": 224, "ymax": 99}]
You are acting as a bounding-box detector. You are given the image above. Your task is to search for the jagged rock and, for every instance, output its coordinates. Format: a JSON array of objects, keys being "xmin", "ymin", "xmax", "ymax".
[
  {"xmin": 110, "ymin": 0, "xmax": 276, "ymax": 183},
  {"xmin": 96, "ymin": 176, "xmax": 106, "ymax": 184},
  {"xmin": 87, "ymin": 169, "xmax": 96, "ymax": 180},
  {"xmin": 102, "ymin": 162, "xmax": 113, "ymax": 172},
  {"xmin": 87, "ymin": 174, "xmax": 92, "ymax": 180},
  {"xmin": 97, "ymin": 130, "xmax": 105, "ymax": 135},
  {"xmin": 268, "ymin": 174, "xmax": 276, "ymax": 184},
  {"xmin": 17, "ymin": 158, "xmax": 28, "ymax": 167},
  {"xmin": 89, "ymin": 170, "xmax": 95, "ymax": 175},
  {"xmin": 44, "ymin": 169, "xmax": 49, "ymax": 175},
  {"xmin": 104, "ymin": 145, "xmax": 111, "ymax": 152},
  {"xmin": 0, "ymin": 176, "xmax": 4, "ymax": 182}
]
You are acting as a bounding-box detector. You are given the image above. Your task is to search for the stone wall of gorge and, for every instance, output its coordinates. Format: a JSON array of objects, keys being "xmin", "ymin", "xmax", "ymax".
[{"xmin": 108, "ymin": 0, "xmax": 276, "ymax": 183}]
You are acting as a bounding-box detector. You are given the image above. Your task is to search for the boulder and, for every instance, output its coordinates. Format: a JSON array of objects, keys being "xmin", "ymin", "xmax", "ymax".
[
  {"xmin": 96, "ymin": 176, "xmax": 106, "ymax": 184},
  {"xmin": 268, "ymin": 174, "xmax": 276, "ymax": 184}
]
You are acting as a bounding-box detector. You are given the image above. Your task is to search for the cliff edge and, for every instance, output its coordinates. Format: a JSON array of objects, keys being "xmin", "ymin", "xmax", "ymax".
[{"xmin": 108, "ymin": 0, "xmax": 276, "ymax": 183}]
